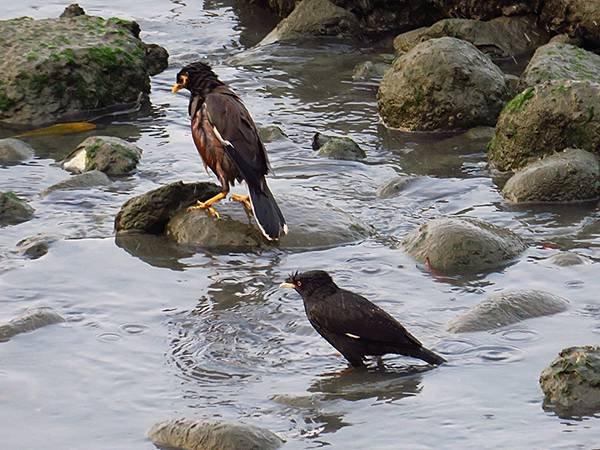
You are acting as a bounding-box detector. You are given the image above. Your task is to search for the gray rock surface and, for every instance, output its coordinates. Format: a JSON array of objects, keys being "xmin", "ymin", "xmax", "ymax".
[
  {"xmin": 258, "ymin": 0, "xmax": 359, "ymax": 45},
  {"xmin": 0, "ymin": 5, "xmax": 168, "ymax": 125},
  {"xmin": 16, "ymin": 234, "xmax": 58, "ymax": 259},
  {"xmin": 393, "ymin": 16, "xmax": 549, "ymax": 59},
  {"xmin": 147, "ymin": 418, "xmax": 284, "ymax": 450},
  {"xmin": 521, "ymin": 43, "xmax": 600, "ymax": 87},
  {"xmin": 43, "ymin": 170, "xmax": 111, "ymax": 195},
  {"xmin": 0, "ymin": 138, "xmax": 34, "ymax": 165},
  {"xmin": 0, "ymin": 192, "xmax": 34, "ymax": 226},
  {"xmin": 403, "ymin": 216, "xmax": 526, "ymax": 273},
  {"xmin": 448, "ymin": 289, "xmax": 569, "ymax": 332},
  {"xmin": 0, "ymin": 307, "xmax": 65, "ymax": 341},
  {"xmin": 547, "ymin": 252, "xmax": 590, "ymax": 267},
  {"xmin": 258, "ymin": 124, "xmax": 287, "ymax": 142},
  {"xmin": 540, "ymin": 346, "xmax": 600, "ymax": 417},
  {"xmin": 115, "ymin": 181, "xmax": 222, "ymax": 234},
  {"xmin": 376, "ymin": 175, "xmax": 415, "ymax": 198},
  {"xmin": 488, "ymin": 80, "xmax": 600, "ymax": 171},
  {"xmin": 378, "ymin": 37, "xmax": 507, "ymax": 131},
  {"xmin": 502, "ymin": 148, "xmax": 600, "ymax": 203},
  {"xmin": 352, "ymin": 60, "xmax": 390, "ymax": 81},
  {"xmin": 312, "ymin": 132, "xmax": 365, "ymax": 160},
  {"xmin": 62, "ymin": 136, "xmax": 142, "ymax": 175},
  {"xmin": 540, "ymin": 0, "xmax": 600, "ymax": 47}
]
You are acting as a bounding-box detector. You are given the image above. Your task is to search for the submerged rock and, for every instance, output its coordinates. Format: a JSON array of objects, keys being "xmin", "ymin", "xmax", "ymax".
[
  {"xmin": 16, "ymin": 234, "xmax": 58, "ymax": 259},
  {"xmin": 312, "ymin": 132, "xmax": 365, "ymax": 160},
  {"xmin": 43, "ymin": 170, "xmax": 111, "ymax": 195},
  {"xmin": 0, "ymin": 192, "xmax": 34, "ymax": 226},
  {"xmin": 488, "ymin": 80, "xmax": 600, "ymax": 172},
  {"xmin": 393, "ymin": 16, "xmax": 549, "ymax": 59},
  {"xmin": 547, "ymin": 252, "xmax": 590, "ymax": 267},
  {"xmin": 0, "ymin": 138, "xmax": 34, "ymax": 165},
  {"xmin": 0, "ymin": 5, "xmax": 168, "ymax": 125},
  {"xmin": 376, "ymin": 175, "xmax": 415, "ymax": 198},
  {"xmin": 448, "ymin": 290, "xmax": 569, "ymax": 332},
  {"xmin": 258, "ymin": 0, "xmax": 359, "ymax": 45},
  {"xmin": 521, "ymin": 43, "xmax": 600, "ymax": 87},
  {"xmin": 147, "ymin": 418, "xmax": 284, "ymax": 450},
  {"xmin": 502, "ymin": 149, "xmax": 600, "ymax": 203},
  {"xmin": 352, "ymin": 60, "xmax": 390, "ymax": 81},
  {"xmin": 62, "ymin": 136, "xmax": 142, "ymax": 175},
  {"xmin": 0, "ymin": 307, "xmax": 65, "ymax": 341},
  {"xmin": 115, "ymin": 181, "xmax": 221, "ymax": 234},
  {"xmin": 540, "ymin": 346, "xmax": 600, "ymax": 417},
  {"xmin": 378, "ymin": 37, "xmax": 507, "ymax": 131},
  {"xmin": 258, "ymin": 124, "xmax": 287, "ymax": 142},
  {"xmin": 540, "ymin": 0, "xmax": 600, "ymax": 47},
  {"xmin": 403, "ymin": 216, "xmax": 526, "ymax": 273}
]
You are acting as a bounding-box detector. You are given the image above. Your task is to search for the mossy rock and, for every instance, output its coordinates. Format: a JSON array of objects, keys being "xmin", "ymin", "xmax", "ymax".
[
  {"xmin": 312, "ymin": 132, "xmax": 365, "ymax": 160},
  {"xmin": 403, "ymin": 216, "xmax": 526, "ymax": 273},
  {"xmin": 502, "ymin": 148, "xmax": 600, "ymax": 203},
  {"xmin": 258, "ymin": 124, "xmax": 287, "ymax": 142},
  {"xmin": 378, "ymin": 37, "xmax": 507, "ymax": 131},
  {"xmin": 0, "ymin": 138, "xmax": 34, "ymax": 165},
  {"xmin": 62, "ymin": 136, "xmax": 142, "ymax": 175},
  {"xmin": 540, "ymin": 346, "xmax": 600, "ymax": 417},
  {"xmin": 448, "ymin": 290, "xmax": 569, "ymax": 332},
  {"xmin": 488, "ymin": 80, "xmax": 600, "ymax": 172},
  {"xmin": 0, "ymin": 191, "xmax": 34, "ymax": 226},
  {"xmin": 540, "ymin": 0, "xmax": 600, "ymax": 48}
]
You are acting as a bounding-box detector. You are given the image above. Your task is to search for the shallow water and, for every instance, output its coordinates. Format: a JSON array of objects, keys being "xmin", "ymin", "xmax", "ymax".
[{"xmin": 1, "ymin": 1, "xmax": 599, "ymax": 449}]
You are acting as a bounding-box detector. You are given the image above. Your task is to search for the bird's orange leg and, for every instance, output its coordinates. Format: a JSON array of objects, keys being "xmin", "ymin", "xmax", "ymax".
[
  {"xmin": 231, "ymin": 193, "xmax": 252, "ymax": 212},
  {"xmin": 187, "ymin": 191, "xmax": 227, "ymax": 218}
]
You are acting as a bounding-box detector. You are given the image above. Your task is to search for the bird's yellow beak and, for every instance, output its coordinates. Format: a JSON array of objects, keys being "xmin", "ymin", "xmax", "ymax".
[
  {"xmin": 171, "ymin": 74, "xmax": 188, "ymax": 93},
  {"xmin": 279, "ymin": 282, "xmax": 295, "ymax": 289}
]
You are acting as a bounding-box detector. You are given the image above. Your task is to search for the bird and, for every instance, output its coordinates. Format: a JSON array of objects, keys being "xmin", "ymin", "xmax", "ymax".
[
  {"xmin": 280, "ymin": 270, "xmax": 446, "ymax": 368},
  {"xmin": 171, "ymin": 61, "xmax": 287, "ymax": 241}
]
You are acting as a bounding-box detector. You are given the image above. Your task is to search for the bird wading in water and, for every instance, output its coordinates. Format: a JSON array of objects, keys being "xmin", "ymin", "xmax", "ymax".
[
  {"xmin": 172, "ymin": 62, "xmax": 287, "ymax": 241},
  {"xmin": 281, "ymin": 270, "xmax": 446, "ymax": 368}
]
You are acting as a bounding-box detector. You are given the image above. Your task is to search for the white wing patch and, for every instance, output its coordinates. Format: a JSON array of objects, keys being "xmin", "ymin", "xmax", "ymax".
[
  {"xmin": 345, "ymin": 333, "xmax": 360, "ymax": 339},
  {"xmin": 212, "ymin": 125, "xmax": 233, "ymax": 147}
]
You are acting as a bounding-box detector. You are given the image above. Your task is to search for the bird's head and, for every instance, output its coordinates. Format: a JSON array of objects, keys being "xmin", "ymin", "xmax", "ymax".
[
  {"xmin": 171, "ymin": 61, "xmax": 221, "ymax": 94},
  {"xmin": 280, "ymin": 270, "xmax": 336, "ymax": 297}
]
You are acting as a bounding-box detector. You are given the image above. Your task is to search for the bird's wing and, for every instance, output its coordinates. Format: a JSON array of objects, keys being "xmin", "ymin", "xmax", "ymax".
[
  {"xmin": 310, "ymin": 290, "xmax": 424, "ymax": 347},
  {"xmin": 204, "ymin": 88, "xmax": 270, "ymax": 185}
]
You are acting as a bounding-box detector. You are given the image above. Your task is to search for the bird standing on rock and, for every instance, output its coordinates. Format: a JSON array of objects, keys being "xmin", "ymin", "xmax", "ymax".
[
  {"xmin": 172, "ymin": 61, "xmax": 287, "ymax": 241},
  {"xmin": 280, "ymin": 270, "xmax": 446, "ymax": 368}
]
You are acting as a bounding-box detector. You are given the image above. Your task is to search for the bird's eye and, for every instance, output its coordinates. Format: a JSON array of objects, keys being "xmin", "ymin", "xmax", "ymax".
[{"xmin": 296, "ymin": 281, "xmax": 302, "ymax": 287}]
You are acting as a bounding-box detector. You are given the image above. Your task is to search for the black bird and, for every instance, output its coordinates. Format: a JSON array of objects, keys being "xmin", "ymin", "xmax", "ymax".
[
  {"xmin": 280, "ymin": 270, "xmax": 445, "ymax": 368},
  {"xmin": 172, "ymin": 61, "xmax": 287, "ymax": 241}
]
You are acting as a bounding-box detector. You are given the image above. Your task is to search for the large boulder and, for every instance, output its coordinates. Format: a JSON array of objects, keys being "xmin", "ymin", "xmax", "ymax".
[
  {"xmin": 0, "ymin": 138, "xmax": 34, "ymax": 166},
  {"xmin": 0, "ymin": 307, "xmax": 65, "ymax": 341},
  {"xmin": 540, "ymin": 346, "xmax": 600, "ymax": 417},
  {"xmin": 0, "ymin": 5, "xmax": 168, "ymax": 125},
  {"xmin": 540, "ymin": 0, "xmax": 600, "ymax": 48},
  {"xmin": 62, "ymin": 136, "xmax": 142, "ymax": 175},
  {"xmin": 502, "ymin": 148, "xmax": 600, "ymax": 203},
  {"xmin": 258, "ymin": 0, "xmax": 359, "ymax": 45},
  {"xmin": 521, "ymin": 43, "xmax": 600, "ymax": 87},
  {"xmin": 488, "ymin": 80, "xmax": 600, "ymax": 171},
  {"xmin": 394, "ymin": 16, "xmax": 549, "ymax": 59},
  {"xmin": 147, "ymin": 419, "xmax": 284, "ymax": 450},
  {"xmin": 378, "ymin": 37, "xmax": 507, "ymax": 131},
  {"xmin": 0, "ymin": 192, "xmax": 34, "ymax": 226},
  {"xmin": 448, "ymin": 290, "xmax": 569, "ymax": 332},
  {"xmin": 403, "ymin": 216, "xmax": 526, "ymax": 273}
]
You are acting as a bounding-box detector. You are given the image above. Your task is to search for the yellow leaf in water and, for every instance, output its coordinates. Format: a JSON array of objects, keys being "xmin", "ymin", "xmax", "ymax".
[{"xmin": 14, "ymin": 122, "xmax": 96, "ymax": 138}]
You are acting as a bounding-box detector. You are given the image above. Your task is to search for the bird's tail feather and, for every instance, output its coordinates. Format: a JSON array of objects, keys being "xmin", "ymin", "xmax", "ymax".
[
  {"xmin": 413, "ymin": 346, "xmax": 446, "ymax": 365},
  {"xmin": 248, "ymin": 181, "xmax": 287, "ymax": 241}
]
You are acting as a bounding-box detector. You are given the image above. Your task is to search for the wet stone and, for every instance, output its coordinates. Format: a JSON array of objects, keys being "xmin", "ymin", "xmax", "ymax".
[
  {"xmin": 16, "ymin": 234, "xmax": 58, "ymax": 259},
  {"xmin": 0, "ymin": 138, "xmax": 34, "ymax": 166},
  {"xmin": 0, "ymin": 307, "xmax": 65, "ymax": 341},
  {"xmin": 0, "ymin": 191, "xmax": 34, "ymax": 226},
  {"xmin": 43, "ymin": 170, "xmax": 112, "ymax": 195},
  {"xmin": 62, "ymin": 136, "xmax": 142, "ymax": 175},
  {"xmin": 258, "ymin": 124, "xmax": 287, "ymax": 142},
  {"xmin": 312, "ymin": 132, "xmax": 365, "ymax": 160},
  {"xmin": 547, "ymin": 252, "xmax": 590, "ymax": 267},
  {"xmin": 376, "ymin": 175, "xmax": 415, "ymax": 199},
  {"xmin": 352, "ymin": 60, "xmax": 390, "ymax": 81}
]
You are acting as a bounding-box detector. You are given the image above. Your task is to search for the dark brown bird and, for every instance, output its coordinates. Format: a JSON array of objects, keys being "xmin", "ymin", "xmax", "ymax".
[
  {"xmin": 281, "ymin": 270, "xmax": 446, "ymax": 368},
  {"xmin": 172, "ymin": 62, "xmax": 287, "ymax": 240}
]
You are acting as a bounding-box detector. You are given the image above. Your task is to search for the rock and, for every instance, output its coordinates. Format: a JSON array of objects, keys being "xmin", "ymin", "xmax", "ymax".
[
  {"xmin": 258, "ymin": 0, "xmax": 359, "ymax": 45},
  {"xmin": 43, "ymin": 170, "xmax": 111, "ymax": 195},
  {"xmin": 60, "ymin": 4, "xmax": 85, "ymax": 18},
  {"xmin": 549, "ymin": 33, "xmax": 583, "ymax": 46},
  {"xmin": 502, "ymin": 148, "xmax": 600, "ymax": 203},
  {"xmin": 548, "ymin": 252, "xmax": 590, "ymax": 266},
  {"xmin": 115, "ymin": 181, "xmax": 221, "ymax": 234},
  {"xmin": 352, "ymin": 61, "xmax": 390, "ymax": 81},
  {"xmin": 258, "ymin": 124, "xmax": 287, "ymax": 142},
  {"xmin": 504, "ymin": 73, "xmax": 521, "ymax": 98},
  {"xmin": 143, "ymin": 43, "xmax": 169, "ymax": 77},
  {"xmin": 431, "ymin": 0, "xmax": 537, "ymax": 20},
  {"xmin": 540, "ymin": 0, "xmax": 600, "ymax": 48},
  {"xmin": 462, "ymin": 126, "xmax": 496, "ymax": 140},
  {"xmin": 521, "ymin": 43, "xmax": 600, "ymax": 87},
  {"xmin": 448, "ymin": 290, "xmax": 569, "ymax": 332},
  {"xmin": 378, "ymin": 37, "xmax": 507, "ymax": 131},
  {"xmin": 0, "ymin": 6, "xmax": 168, "ymax": 125},
  {"xmin": 16, "ymin": 234, "xmax": 58, "ymax": 259},
  {"xmin": 0, "ymin": 138, "xmax": 34, "ymax": 165},
  {"xmin": 376, "ymin": 175, "xmax": 415, "ymax": 198},
  {"xmin": 0, "ymin": 307, "xmax": 65, "ymax": 341},
  {"xmin": 312, "ymin": 132, "xmax": 365, "ymax": 160},
  {"xmin": 147, "ymin": 418, "xmax": 284, "ymax": 450},
  {"xmin": 393, "ymin": 16, "xmax": 549, "ymax": 59},
  {"xmin": 488, "ymin": 80, "xmax": 600, "ymax": 171},
  {"xmin": 403, "ymin": 216, "xmax": 526, "ymax": 273},
  {"xmin": 62, "ymin": 136, "xmax": 142, "ymax": 175},
  {"xmin": 540, "ymin": 346, "xmax": 600, "ymax": 417},
  {"xmin": 0, "ymin": 192, "xmax": 34, "ymax": 226},
  {"xmin": 166, "ymin": 195, "xmax": 370, "ymax": 250}
]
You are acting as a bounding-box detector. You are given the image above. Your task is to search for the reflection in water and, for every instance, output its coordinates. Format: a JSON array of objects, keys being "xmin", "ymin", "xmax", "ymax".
[{"xmin": 115, "ymin": 232, "xmax": 196, "ymax": 271}]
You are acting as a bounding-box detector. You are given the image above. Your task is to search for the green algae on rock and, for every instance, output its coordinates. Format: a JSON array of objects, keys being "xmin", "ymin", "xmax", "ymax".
[
  {"xmin": 0, "ymin": 4, "xmax": 168, "ymax": 125},
  {"xmin": 62, "ymin": 136, "xmax": 142, "ymax": 175}
]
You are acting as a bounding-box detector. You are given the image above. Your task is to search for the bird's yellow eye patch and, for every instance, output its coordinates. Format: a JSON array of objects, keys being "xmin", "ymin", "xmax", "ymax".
[{"xmin": 171, "ymin": 74, "xmax": 189, "ymax": 93}]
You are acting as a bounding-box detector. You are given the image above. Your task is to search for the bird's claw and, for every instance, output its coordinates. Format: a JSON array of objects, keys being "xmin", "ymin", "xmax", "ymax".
[
  {"xmin": 187, "ymin": 201, "xmax": 220, "ymax": 218},
  {"xmin": 231, "ymin": 194, "xmax": 252, "ymax": 212}
]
